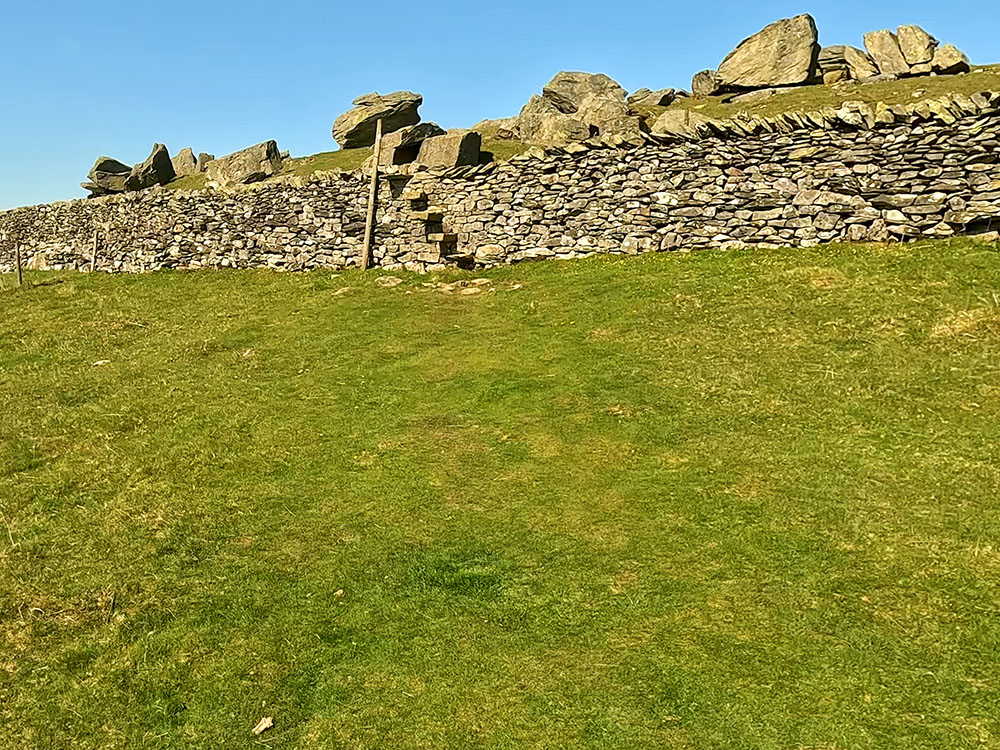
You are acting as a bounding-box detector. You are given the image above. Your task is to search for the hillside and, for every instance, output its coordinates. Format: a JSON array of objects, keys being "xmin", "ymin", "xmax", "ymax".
[{"xmin": 3, "ymin": 237, "xmax": 999, "ymax": 748}]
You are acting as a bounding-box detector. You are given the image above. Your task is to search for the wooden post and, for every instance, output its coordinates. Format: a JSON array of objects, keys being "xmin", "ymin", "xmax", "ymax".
[
  {"xmin": 90, "ymin": 231, "xmax": 99, "ymax": 273},
  {"xmin": 15, "ymin": 243, "xmax": 23, "ymax": 287},
  {"xmin": 361, "ymin": 118, "xmax": 384, "ymax": 270}
]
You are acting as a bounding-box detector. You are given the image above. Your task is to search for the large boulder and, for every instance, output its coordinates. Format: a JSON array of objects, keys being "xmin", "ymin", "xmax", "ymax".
[
  {"xmin": 416, "ymin": 130, "xmax": 482, "ymax": 169},
  {"xmin": 932, "ymin": 44, "xmax": 971, "ymax": 75},
  {"xmin": 897, "ymin": 25, "xmax": 938, "ymax": 66},
  {"xmin": 332, "ymin": 91, "xmax": 422, "ymax": 149},
  {"xmin": 171, "ymin": 147, "xmax": 198, "ymax": 176},
  {"xmin": 541, "ymin": 71, "xmax": 626, "ymax": 114},
  {"xmin": 472, "ymin": 117, "xmax": 519, "ymax": 140},
  {"xmin": 124, "ymin": 143, "xmax": 175, "ymax": 191},
  {"xmin": 691, "ymin": 69, "xmax": 725, "ymax": 97},
  {"xmin": 650, "ymin": 109, "xmax": 715, "ymax": 138},
  {"xmin": 863, "ymin": 30, "xmax": 910, "ymax": 77},
  {"xmin": 627, "ymin": 88, "xmax": 676, "ymax": 109},
  {"xmin": 518, "ymin": 95, "xmax": 590, "ymax": 145},
  {"xmin": 818, "ymin": 46, "xmax": 848, "ymax": 74},
  {"xmin": 197, "ymin": 153, "xmax": 215, "ymax": 172},
  {"xmin": 843, "ymin": 46, "xmax": 880, "ymax": 80},
  {"xmin": 717, "ymin": 14, "xmax": 820, "ymax": 90},
  {"xmin": 377, "ymin": 122, "xmax": 446, "ymax": 167},
  {"xmin": 205, "ymin": 140, "xmax": 283, "ymax": 186},
  {"xmin": 576, "ymin": 93, "xmax": 643, "ymax": 140},
  {"xmin": 83, "ymin": 156, "xmax": 131, "ymax": 196}
]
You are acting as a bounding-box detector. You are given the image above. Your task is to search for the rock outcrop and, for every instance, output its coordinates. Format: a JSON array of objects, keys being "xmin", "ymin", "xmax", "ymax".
[
  {"xmin": 332, "ymin": 91, "xmax": 423, "ymax": 149},
  {"xmin": 627, "ymin": 88, "xmax": 676, "ymax": 109},
  {"xmin": 897, "ymin": 25, "xmax": 938, "ymax": 65},
  {"xmin": 82, "ymin": 157, "xmax": 132, "ymax": 196},
  {"xmin": 932, "ymin": 44, "xmax": 972, "ymax": 75},
  {"xmin": 197, "ymin": 153, "xmax": 215, "ymax": 172},
  {"xmin": 691, "ymin": 69, "xmax": 725, "ymax": 97},
  {"xmin": 124, "ymin": 143, "xmax": 175, "ymax": 191},
  {"xmin": 171, "ymin": 147, "xmax": 199, "ymax": 176},
  {"xmin": 205, "ymin": 141, "xmax": 283, "ymax": 187},
  {"xmin": 843, "ymin": 46, "xmax": 880, "ymax": 81},
  {"xmin": 716, "ymin": 14, "xmax": 820, "ymax": 90},
  {"xmin": 518, "ymin": 72, "xmax": 641, "ymax": 145},
  {"xmin": 863, "ymin": 30, "xmax": 910, "ymax": 77}
]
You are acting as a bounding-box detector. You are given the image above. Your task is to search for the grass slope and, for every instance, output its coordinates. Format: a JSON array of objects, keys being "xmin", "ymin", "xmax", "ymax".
[{"xmin": 2, "ymin": 239, "xmax": 1000, "ymax": 749}]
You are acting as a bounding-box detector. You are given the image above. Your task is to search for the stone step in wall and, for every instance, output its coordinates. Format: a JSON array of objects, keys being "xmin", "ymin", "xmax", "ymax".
[{"xmin": 1, "ymin": 95, "xmax": 999, "ymax": 275}]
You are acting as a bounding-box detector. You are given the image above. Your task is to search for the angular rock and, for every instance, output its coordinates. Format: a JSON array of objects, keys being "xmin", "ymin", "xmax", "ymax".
[
  {"xmin": 650, "ymin": 109, "xmax": 715, "ymax": 138},
  {"xmin": 332, "ymin": 91, "xmax": 422, "ymax": 149},
  {"xmin": 518, "ymin": 95, "xmax": 590, "ymax": 145},
  {"xmin": 576, "ymin": 93, "xmax": 642, "ymax": 139},
  {"xmin": 84, "ymin": 156, "xmax": 131, "ymax": 195},
  {"xmin": 823, "ymin": 70, "xmax": 848, "ymax": 85},
  {"xmin": 843, "ymin": 46, "xmax": 880, "ymax": 80},
  {"xmin": 864, "ymin": 30, "xmax": 910, "ymax": 77},
  {"xmin": 692, "ymin": 69, "xmax": 725, "ymax": 97},
  {"xmin": 205, "ymin": 140, "xmax": 283, "ymax": 186},
  {"xmin": 197, "ymin": 153, "xmax": 215, "ymax": 172},
  {"xmin": 416, "ymin": 130, "xmax": 482, "ymax": 169},
  {"xmin": 627, "ymin": 88, "xmax": 676, "ymax": 108},
  {"xmin": 932, "ymin": 44, "xmax": 971, "ymax": 75},
  {"xmin": 472, "ymin": 117, "xmax": 520, "ymax": 139},
  {"xmin": 717, "ymin": 14, "xmax": 820, "ymax": 89},
  {"xmin": 541, "ymin": 71, "xmax": 626, "ymax": 114},
  {"xmin": 377, "ymin": 122, "xmax": 446, "ymax": 167},
  {"xmin": 819, "ymin": 46, "xmax": 848, "ymax": 73},
  {"xmin": 897, "ymin": 25, "xmax": 938, "ymax": 66},
  {"xmin": 171, "ymin": 147, "xmax": 198, "ymax": 176},
  {"xmin": 124, "ymin": 143, "xmax": 175, "ymax": 191}
]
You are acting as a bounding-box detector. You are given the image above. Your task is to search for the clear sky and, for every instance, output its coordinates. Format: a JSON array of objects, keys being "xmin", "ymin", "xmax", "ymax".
[{"xmin": 1, "ymin": 0, "xmax": 996, "ymax": 210}]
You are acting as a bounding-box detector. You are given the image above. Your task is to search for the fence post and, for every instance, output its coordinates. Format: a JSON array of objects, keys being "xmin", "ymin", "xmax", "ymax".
[
  {"xmin": 361, "ymin": 118, "xmax": 384, "ymax": 271},
  {"xmin": 91, "ymin": 230, "xmax": 99, "ymax": 273},
  {"xmin": 15, "ymin": 243, "xmax": 23, "ymax": 287}
]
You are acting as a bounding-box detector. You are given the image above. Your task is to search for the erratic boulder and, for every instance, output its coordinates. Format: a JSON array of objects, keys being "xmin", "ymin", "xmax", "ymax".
[
  {"xmin": 124, "ymin": 143, "xmax": 175, "ymax": 191},
  {"xmin": 197, "ymin": 153, "xmax": 215, "ymax": 172},
  {"xmin": 897, "ymin": 25, "xmax": 938, "ymax": 65},
  {"xmin": 518, "ymin": 95, "xmax": 590, "ymax": 145},
  {"xmin": 377, "ymin": 122, "xmax": 446, "ymax": 167},
  {"xmin": 863, "ymin": 30, "xmax": 910, "ymax": 77},
  {"xmin": 691, "ymin": 69, "xmax": 725, "ymax": 97},
  {"xmin": 627, "ymin": 88, "xmax": 676, "ymax": 109},
  {"xmin": 542, "ymin": 71, "xmax": 626, "ymax": 114},
  {"xmin": 332, "ymin": 91, "xmax": 422, "ymax": 149},
  {"xmin": 171, "ymin": 147, "xmax": 198, "ymax": 176},
  {"xmin": 932, "ymin": 44, "xmax": 971, "ymax": 75},
  {"xmin": 843, "ymin": 46, "xmax": 880, "ymax": 81},
  {"xmin": 717, "ymin": 14, "xmax": 820, "ymax": 90},
  {"xmin": 82, "ymin": 156, "xmax": 132, "ymax": 196},
  {"xmin": 205, "ymin": 140, "xmax": 283, "ymax": 186},
  {"xmin": 416, "ymin": 130, "xmax": 482, "ymax": 169}
]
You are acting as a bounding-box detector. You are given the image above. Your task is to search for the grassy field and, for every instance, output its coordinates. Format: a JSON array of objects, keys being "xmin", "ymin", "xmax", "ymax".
[{"xmin": 2, "ymin": 239, "xmax": 1000, "ymax": 748}]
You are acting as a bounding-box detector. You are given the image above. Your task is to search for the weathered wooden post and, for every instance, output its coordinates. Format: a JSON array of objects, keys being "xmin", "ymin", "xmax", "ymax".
[
  {"xmin": 15, "ymin": 243, "xmax": 23, "ymax": 287},
  {"xmin": 361, "ymin": 118, "xmax": 384, "ymax": 271}
]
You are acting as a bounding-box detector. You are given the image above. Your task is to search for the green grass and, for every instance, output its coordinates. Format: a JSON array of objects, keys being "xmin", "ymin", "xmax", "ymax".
[
  {"xmin": 642, "ymin": 64, "xmax": 1000, "ymax": 122},
  {"xmin": 281, "ymin": 148, "xmax": 373, "ymax": 177},
  {"xmin": 165, "ymin": 172, "xmax": 208, "ymax": 192},
  {"xmin": 2, "ymin": 238, "xmax": 1000, "ymax": 748}
]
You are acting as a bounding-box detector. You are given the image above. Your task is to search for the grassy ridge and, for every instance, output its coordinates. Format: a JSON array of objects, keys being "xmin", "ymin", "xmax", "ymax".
[{"xmin": 2, "ymin": 239, "xmax": 1000, "ymax": 748}]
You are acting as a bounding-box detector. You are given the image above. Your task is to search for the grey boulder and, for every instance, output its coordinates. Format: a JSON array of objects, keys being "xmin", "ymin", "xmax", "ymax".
[
  {"xmin": 541, "ymin": 71, "xmax": 626, "ymax": 114},
  {"xmin": 377, "ymin": 122, "xmax": 446, "ymax": 167},
  {"xmin": 717, "ymin": 14, "xmax": 820, "ymax": 89},
  {"xmin": 83, "ymin": 156, "xmax": 132, "ymax": 196},
  {"xmin": 124, "ymin": 143, "xmax": 175, "ymax": 191},
  {"xmin": 932, "ymin": 44, "xmax": 971, "ymax": 75},
  {"xmin": 332, "ymin": 91, "xmax": 422, "ymax": 149},
  {"xmin": 691, "ymin": 69, "xmax": 725, "ymax": 97},
  {"xmin": 416, "ymin": 130, "xmax": 482, "ymax": 169},
  {"xmin": 864, "ymin": 30, "xmax": 910, "ymax": 77},
  {"xmin": 627, "ymin": 88, "xmax": 676, "ymax": 108},
  {"xmin": 197, "ymin": 153, "xmax": 215, "ymax": 172},
  {"xmin": 843, "ymin": 46, "xmax": 880, "ymax": 81},
  {"xmin": 518, "ymin": 95, "xmax": 590, "ymax": 145},
  {"xmin": 205, "ymin": 140, "xmax": 283, "ymax": 186},
  {"xmin": 897, "ymin": 25, "xmax": 938, "ymax": 66},
  {"xmin": 171, "ymin": 147, "xmax": 199, "ymax": 176}
]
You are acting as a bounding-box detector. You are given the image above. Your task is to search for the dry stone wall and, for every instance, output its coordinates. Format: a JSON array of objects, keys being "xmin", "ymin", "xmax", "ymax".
[{"xmin": 2, "ymin": 99, "xmax": 1000, "ymax": 275}]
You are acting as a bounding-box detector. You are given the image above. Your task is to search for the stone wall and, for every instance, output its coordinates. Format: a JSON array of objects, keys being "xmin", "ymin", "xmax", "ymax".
[{"xmin": 2, "ymin": 94, "xmax": 1000, "ymax": 275}]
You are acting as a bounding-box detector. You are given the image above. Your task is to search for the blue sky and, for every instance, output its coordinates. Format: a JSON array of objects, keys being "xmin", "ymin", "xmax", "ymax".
[{"xmin": 1, "ymin": 0, "xmax": 996, "ymax": 210}]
